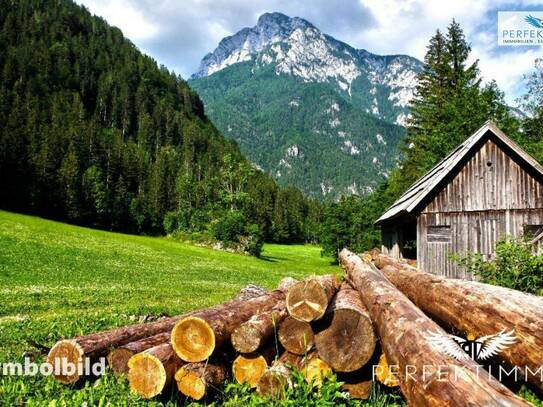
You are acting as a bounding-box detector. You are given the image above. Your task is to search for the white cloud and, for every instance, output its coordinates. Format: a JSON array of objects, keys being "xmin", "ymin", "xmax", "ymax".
[{"xmin": 80, "ymin": 0, "xmax": 158, "ymax": 41}]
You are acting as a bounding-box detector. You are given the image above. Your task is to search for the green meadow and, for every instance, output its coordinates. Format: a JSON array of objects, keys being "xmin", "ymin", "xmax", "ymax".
[{"xmin": 0, "ymin": 210, "xmax": 347, "ymax": 405}]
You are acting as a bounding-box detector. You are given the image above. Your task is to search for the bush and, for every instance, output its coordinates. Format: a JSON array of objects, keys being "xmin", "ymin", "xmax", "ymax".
[
  {"xmin": 213, "ymin": 211, "xmax": 247, "ymax": 242},
  {"xmin": 453, "ymin": 238, "xmax": 543, "ymax": 294},
  {"xmin": 245, "ymin": 224, "xmax": 264, "ymax": 257}
]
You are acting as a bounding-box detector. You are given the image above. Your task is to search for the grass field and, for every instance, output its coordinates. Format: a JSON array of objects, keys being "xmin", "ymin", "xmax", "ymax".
[{"xmin": 0, "ymin": 210, "xmax": 360, "ymax": 405}]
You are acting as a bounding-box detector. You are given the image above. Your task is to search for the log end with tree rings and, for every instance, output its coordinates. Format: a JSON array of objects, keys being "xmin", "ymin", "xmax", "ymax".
[
  {"xmin": 171, "ymin": 316, "xmax": 215, "ymax": 362},
  {"xmin": 232, "ymin": 353, "xmax": 270, "ymax": 388},
  {"xmin": 286, "ymin": 278, "xmax": 330, "ymax": 322},
  {"xmin": 127, "ymin": 352, "xmax": 167, "ymax": 399},
  {"xmin": 46, "ymin": 339, "xmax": 85, "ymax": 384},
  {"xmin": 231, "ymin": 324, "xmax": 261, "ymax": 354},
  {"xmin": 256, "ymin": 364, "xmax": 291, "ymax": 398},
  {"xmin": 278, "ymin": 315, "xmax": 314, "ymax": 354},
  {"xmin": 302, "ymin": 357, "xmax": 332, "ymax": 387},
  {"xmin": 107, "ymin": 347, "xmax": 134, "ymax": 376},
  {"xmin": 176, "ymin": 368, "xmax": 206, "ymax": 400}
]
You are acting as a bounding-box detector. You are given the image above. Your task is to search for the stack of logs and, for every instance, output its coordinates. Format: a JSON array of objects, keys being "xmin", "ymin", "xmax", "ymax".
[{"xmin": 46, "ymin": 249, "xmax": 543, "ymax": 406}]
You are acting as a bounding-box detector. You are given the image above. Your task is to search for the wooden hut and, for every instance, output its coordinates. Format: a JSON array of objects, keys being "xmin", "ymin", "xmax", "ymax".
[{"xmin": 376, "ymin": 121, "xmax": 543, "ymax": 279}]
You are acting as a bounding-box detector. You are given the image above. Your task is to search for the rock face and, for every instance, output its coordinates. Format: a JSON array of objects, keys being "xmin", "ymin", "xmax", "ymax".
[{"xmin": 190, "ymin": 12, "xmax": 423, "ymax": 199}]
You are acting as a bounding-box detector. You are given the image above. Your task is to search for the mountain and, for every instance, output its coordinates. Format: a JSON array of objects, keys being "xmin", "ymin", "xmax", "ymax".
[
  {"xmin": 0, "ymin": 1, "xmax": 317, "ymax": 243},
  {"xmin": 190, "ymin": 12, "xmax": 424, "ymax": 199}
]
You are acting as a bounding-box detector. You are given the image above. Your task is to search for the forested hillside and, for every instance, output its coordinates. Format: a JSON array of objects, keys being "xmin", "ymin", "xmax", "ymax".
[{"xmin": 0, "ymin": 0, "xmax": 319, "ymax": 247}]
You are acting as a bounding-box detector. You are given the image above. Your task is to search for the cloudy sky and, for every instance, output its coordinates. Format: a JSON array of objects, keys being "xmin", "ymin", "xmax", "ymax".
[{"xmin": 77, "ymin": 0, "xmax": 542, "ymax": 105}]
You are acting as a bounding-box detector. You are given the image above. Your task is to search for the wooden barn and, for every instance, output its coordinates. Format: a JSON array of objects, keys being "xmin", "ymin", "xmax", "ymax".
[{"xmin": 376, "ymin": 121, "xmax": 543, "ymax": 279}]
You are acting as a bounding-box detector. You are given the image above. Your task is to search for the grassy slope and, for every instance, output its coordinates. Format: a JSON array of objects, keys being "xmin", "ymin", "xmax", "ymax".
[{"xmin": 0, "ymin": 210, "xmax": 340, "ymax": 405}]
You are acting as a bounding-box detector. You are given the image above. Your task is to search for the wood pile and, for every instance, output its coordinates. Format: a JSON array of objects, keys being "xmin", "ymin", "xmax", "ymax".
[{"xmin": 47, "ymin": 251, "xmax": 543, "ymax": 405}]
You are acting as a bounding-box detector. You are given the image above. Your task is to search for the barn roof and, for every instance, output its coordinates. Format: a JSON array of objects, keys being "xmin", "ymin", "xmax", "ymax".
[{"xmin": 376, "ymin": 121, "xmax": 543, "ymax": 224}]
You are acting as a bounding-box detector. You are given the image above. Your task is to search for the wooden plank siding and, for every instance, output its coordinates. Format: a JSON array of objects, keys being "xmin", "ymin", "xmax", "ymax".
[
  {"xmin": 418, "ymin": 139, "xmax": 543, "ymax": 279},
  {"xmin": 422, "ymin": 139, "xmax": 543, "ymax": 213}
]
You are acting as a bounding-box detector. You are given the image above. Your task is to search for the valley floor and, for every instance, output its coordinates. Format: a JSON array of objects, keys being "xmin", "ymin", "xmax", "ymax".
[{"xmin": 0, "ymin": 210, "xmax": 339, "ymax": 405}]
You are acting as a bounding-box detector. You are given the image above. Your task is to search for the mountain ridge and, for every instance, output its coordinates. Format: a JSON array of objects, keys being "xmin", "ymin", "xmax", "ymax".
[{"xmin": 190, "ymin": 12, "xmax": 424, "ymax": 199}]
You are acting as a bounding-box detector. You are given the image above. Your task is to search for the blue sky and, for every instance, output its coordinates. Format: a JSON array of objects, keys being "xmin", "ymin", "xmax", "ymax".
[{"xmin": 77, "ymin": 0, "xmax": 543, "ymax": 105}]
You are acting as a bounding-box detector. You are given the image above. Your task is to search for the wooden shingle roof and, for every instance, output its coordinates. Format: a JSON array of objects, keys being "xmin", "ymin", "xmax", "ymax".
[{"xmin": 376, "ymin": 121, "xmax": 543, "ymax": 223}]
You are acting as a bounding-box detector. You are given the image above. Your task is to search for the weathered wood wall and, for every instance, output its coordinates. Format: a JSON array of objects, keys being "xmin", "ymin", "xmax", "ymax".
[{"xmin": 418, "ymin": 138, "xmax": 543, "ymax": 279}]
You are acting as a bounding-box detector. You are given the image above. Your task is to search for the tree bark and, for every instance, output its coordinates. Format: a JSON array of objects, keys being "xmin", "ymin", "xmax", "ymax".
[
  {"xmin": 171, "ymin": 278, "xmax": 296, "ymax": 362},
  {"xmin": 340, "ymin": 249, "xmax": 531, "ymax": 407},
  {"xmin": 278, "ymin": 315, "xmax": 314, "ymax": 355},
  {"xmin": 107, "ymin": 331, "xmax": 170, "ymax": 376},
  {"xmin": 256, "ymin": 351, "xmax": 303, "ymax": 398},
  {"xmin": 231, "ymin": 301, "xmax": 287, "ymax": 353},
  {"xmin": 127, "ymin": 343, "xmax": 182, "ymax": 399},
  {"xmin": 232, "ymin": 346, "xmax": 277, "ymax": 388},
  {"xmin": 175, "ymin": 362, "xmax": 227, "ymax": 400},
  {"xmin": 286, "ymin": 275, "xmax": 339, "ymax": 322},
  {"xmin": 375, "ymin": 253, "xmax": 543, "ymax": 393},
  {"xmin": 314, "ymin": 281, "xmax": 376, "ymax": 372},
  {"xmin": 48, "ymin": 285, "xmax": 265, "ymax": 384}
]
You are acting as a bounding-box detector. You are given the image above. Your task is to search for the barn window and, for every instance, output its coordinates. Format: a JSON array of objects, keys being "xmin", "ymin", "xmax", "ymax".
[
  {"xmin": 427, "ymin": 225, "xmax": 451, "ymax": 243},
  {"xmin": 524, "ymin": 225, "xmax": 543, "ymax": 239}
]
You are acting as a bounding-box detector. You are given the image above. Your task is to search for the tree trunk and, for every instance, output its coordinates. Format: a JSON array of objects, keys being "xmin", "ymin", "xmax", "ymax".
[
  {"xmin": 340, "ymin": 249, "xmax": 531, "ymax": 407},
  {"xmin": 175, "ymin": 362, "xmax": 227, "ymax": 400},
  {"xmin": 171, "ymin": 279, "xmax": 296, "ymax": 362},
  {"xmin": 286, "ymin": 275, "xmax": 339, "ymax": 322},
  {"xmin": 107, "ymin": 331, "xmax": 170, "ymax": 376},
  {"xmin": 127, "ymin": 343, "xmax": 182, "ymax": 399},
  {"xmin": 337, "ymin": 368, "xmax": 373, "ymax": 400},
  {"xmin": 232, "ymin": 346, "xmax": 277, "ymax": 388},
  {"xmin": 48, "ymin": 285, "xmax": 265, "ymax": 384},
  {"xmin": 375, "ymin": 253, "xmax": 543, "ymax": 393},
  {"xmin": 231, "ymin": 302, "xmax": 287, "ymax": 353},
  {"xmin": 314, "ymin": 281, "xmax": 376, "ymax": 372},
  {"xmin": 278, "ymin": 315, "xmax": 314, "ymax": 355},
  {"xmin": 256, "ymin": 351, "xmax": 303, "ymax": 398}
]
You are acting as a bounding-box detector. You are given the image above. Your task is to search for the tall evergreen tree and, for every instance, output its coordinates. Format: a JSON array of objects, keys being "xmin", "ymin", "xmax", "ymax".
[{"xmin": 389, "ymin": 20, "xmax": 519, "ymax": 197}]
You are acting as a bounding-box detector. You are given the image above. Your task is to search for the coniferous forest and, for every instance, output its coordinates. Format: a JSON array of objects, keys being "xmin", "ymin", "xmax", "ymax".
[
  {"xmin": 1, "ymin": 1, "xmax": 541, "ymax": 258},
  {"xmin": 0, "ymin": 0, "xmax": 321, "ymax": 251}
]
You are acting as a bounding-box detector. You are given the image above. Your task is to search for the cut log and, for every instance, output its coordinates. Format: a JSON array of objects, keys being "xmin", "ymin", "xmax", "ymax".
[
  {"xmin": 340, "ymin": 249, "xmax": 531, "ymax": 407},
  {"xmin": 47, "ymin": 285, "xmax": 265, "ymax": 384},
  {"xmin": 175, "ymin": 362, "xmax": 227, "ymax": 400},
  {"xmin": 256, "ymin": 352, "xmax": 303, "ymax": 398},
  {"xmin": 286, "ymin": 275, "xmax": 339, "ymax": 322},
  {"xmin": 338, "ymin": 367, "xmax": 374, "ymax": 400},
  {"xmin": 107, "ymin": 332, "xmax": 170, "ymax": 376},
  {"xmin": 278, "ymin": 315, "xmax": 314, "ymax": 355},
  {"xmin": 301, "ymin": 353, "xmax": 332, "ymax": 387},
  {"xmin": 231, "ymin": 302, "xmax": 287, "ymax": 353},
  {"xmin": 341, "ymin": 379, "xmax": 372, "ymax": 400},
  {"xmin": 171, "ymin": 278, "xmax": 296, "ymax": 362},
  {"xmin": 314, "ymin": 281, "xmax": 376, "ymax": 372},
  {"xmin": 232, "ymin": 347, "xmax": 277, "ymax": 388},
  {"xmin": 374, "ymin": 353, "xmax": 399, "ymax": 387},
  {"xmin": 127, "ymin": 343, "xmax": 182, "ymax": 399},
  {"xmin": 375, "ymin": 253, "xmax": 543, "ymax": 393}
]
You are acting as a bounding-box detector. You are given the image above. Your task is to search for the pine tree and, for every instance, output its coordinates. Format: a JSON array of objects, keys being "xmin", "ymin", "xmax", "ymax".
[{"xmin": 392, "ymin": 20, "xmax": 518, "ymax": 197}]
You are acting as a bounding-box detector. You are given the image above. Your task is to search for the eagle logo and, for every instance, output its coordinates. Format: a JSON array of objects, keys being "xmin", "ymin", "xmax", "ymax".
[
  {"xmin": 525, "ymin": 15, "xmax": 543, "ymax": 29},
  {"xmin": 428, "ymin": 330, "xmax": 516, "ymax": 361}
]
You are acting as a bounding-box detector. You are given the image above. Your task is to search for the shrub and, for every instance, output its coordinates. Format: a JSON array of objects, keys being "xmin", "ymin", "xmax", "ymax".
[
  {"xmin": 213, "ymin": 211, "xmax": 247, "ymax": 243},
  {"xmin": 453, "ymin": 238, "xmax": 543, "ymax": 294}
]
